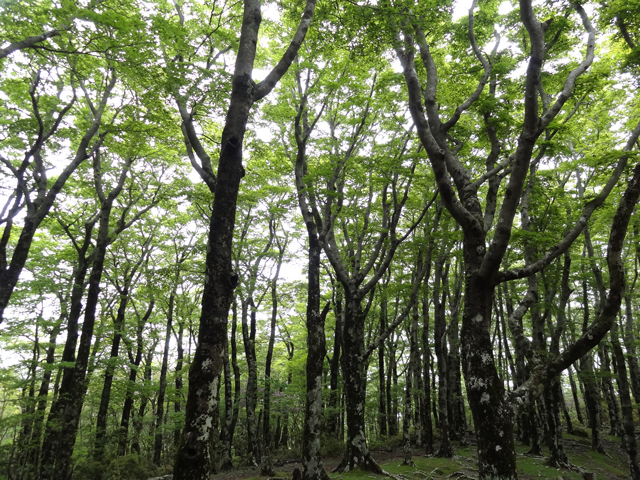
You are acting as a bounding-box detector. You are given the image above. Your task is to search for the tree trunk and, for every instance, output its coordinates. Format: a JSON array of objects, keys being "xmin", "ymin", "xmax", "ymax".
[
  {"xmin": 421, "ymin": 293, "xmax": 434, "ymax": 454},
  {"xmin": 401, "ymin": 318, "xmax": 414, "ymax": 466},
  {"xmin": 335, "ymin": 292, "xmax": 382, "ymax": 473},
  {"xmin": 261, "ymin": 278, "xmax": 279, "ymax": 476},
  {"xmin": 94, "ymin": 279, "xmax": 134, "ymax": 460},
  {"xmin": 300, "ymin": 222, "xmax": 329, "ymax": 480},
  {"xmin": 174, "ymin": 318, "xmax": 185, "ymax": 449},
  {"xmin": 622, "ymin": 289, "xmax": 640, "ymax": 405},
  {"xmin": 118, "ymin": 300, "xmax": 155, "ymax": 456},
  {"xmin": 611, "ymin": 321, "xmax": 640, "ymax": 479},
  {"xmin": 172, "ymin": 0, "xmax": 317, "ymax": 474},
  {"xmin": 132, "ymin": 343, "xmax": 157, "ymax": 456},
  {"xmin": 40, "ymin": 160, "xmax": 130, "ymax": 480},
  {"xmin": 326, "ymin": 288, "xmax": 342, "ymax": 437},
  {"xmin": 387, "ymin": 334, "xmax": 398, "ymax": 437},
  {"xmin": 566, "ymin": 364, "xmax": 584, "ymax": 425},
  {"xmin": 378, "ymin": 294, "xmax": 387, "ymax": 438},
  {"xmin": 433, "ymin": 257, "xmax": 453, "ymax": 457},
  {"xmin": 242, "ymin": 298, "xmax": 260, "ymax": 466},
  {"xmin": 154, "ymin": 292, "xmax": 174, "ymax": 465}
]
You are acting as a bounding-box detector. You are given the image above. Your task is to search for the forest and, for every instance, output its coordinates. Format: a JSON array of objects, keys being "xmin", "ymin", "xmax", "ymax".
[{"xmin": 1, "ymin": 0, "xmax": 640, "ymax": 479}]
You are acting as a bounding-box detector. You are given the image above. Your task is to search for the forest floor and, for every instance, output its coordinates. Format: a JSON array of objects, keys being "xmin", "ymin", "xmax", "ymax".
[{"xmin": 211, "ymin": 432, "xmax": 630, "ymax": 480}]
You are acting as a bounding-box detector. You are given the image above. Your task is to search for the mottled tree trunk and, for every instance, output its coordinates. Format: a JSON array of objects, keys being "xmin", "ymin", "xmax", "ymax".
[
  {"xmin": 172, "ymin": 0, "xmax": 317, "ymax": 474},
  {"xmin": 299, "ymin": 221, "xmax": 329, "ymax": 480},
  {"xmin": 335, "ymin": 293, "xmax": 382, "ymax": 473}
]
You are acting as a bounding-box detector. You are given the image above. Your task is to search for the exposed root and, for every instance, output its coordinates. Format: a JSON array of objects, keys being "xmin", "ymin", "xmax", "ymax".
[{"xmin": 446, "ymin": 472, "xmax": 478, "ymax": 480}]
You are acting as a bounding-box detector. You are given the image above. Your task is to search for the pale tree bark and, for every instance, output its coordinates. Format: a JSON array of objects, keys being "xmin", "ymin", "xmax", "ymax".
[{"xmin": 172, "ymin": 0, "xmax": 317, "ymax": 473}]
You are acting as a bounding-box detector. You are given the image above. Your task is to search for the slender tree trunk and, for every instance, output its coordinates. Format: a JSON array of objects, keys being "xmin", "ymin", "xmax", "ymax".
[
  {"xmin": 174, "ymin": 318, "xmax": 184, "ymax": 448},
  {"xmin": 118, "ymin": 300, "xmax": 154, "ymax": 457},
  {"xmin": 154, "ymin": 292, "xmax": 174, "ymax": 465},
  {"xmin": 611, "ymin": 321, "xmax": 640, "ymax": 479},
  {"xmin": 567, "ymin": 364, "xmax": 584, "ymax": 425},
  {"xmin": 327, "ymin": 289, "xmax": 342, "ymax": 437},
  {"xmin": 132, "ymin": 344, "xmax": 157, "ymax": 456},
  {"xmin": 242, "ymin": 299, "xmax": 259, "ymax": 466},
  {"xmin": 41, "ymin": 161, "xmax": 130, "ymax": 480},
  {"xmin": 421, "ymin": 293, "xmax": 434, "ymax": 454},
  {"xmin": 378, "ymin": 294, "xmax": 387, "ymax": 438},
  {"xmin": 433, "ymin": 257, "xmax": 453, "ymax": 457},
  {"xmin": 94, "ymin": 284, "xmax": 131, "ymax": 460},
  {"xmin": 261, "ymin": 278, "xmax": 280, "ymax": 476},
  {"xmin": 599, "ymin": 344, "xmax": 622, "ymax": 437},
  {"xmin": 386, "ymin": 334, "xmax": 398, "ymax": 437},
  {"xmin": 401, "ymin": 319, "xmax": 414, "ymax": 466},
  {"xmin": 623, "ymin": 289, "xmax": 640, "ymax": 405}
]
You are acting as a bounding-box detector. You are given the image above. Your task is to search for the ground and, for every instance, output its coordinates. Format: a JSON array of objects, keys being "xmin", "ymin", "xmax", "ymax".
[{"xmin": 211, "ymin": 433, "xmax": 630, "ymax": 480}]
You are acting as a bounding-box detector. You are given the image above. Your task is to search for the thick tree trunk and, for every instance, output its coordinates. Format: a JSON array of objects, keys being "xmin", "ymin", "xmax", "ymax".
[
  {"xmin": 173, "ymin": 0, "xmax": 316, "ymax": 475},
  {"xmin": 335, "ymin": 292, "xmax": 382, "ymax": 473},
  {"xmin": 460, "ymin": 238, "xmax": 516, "ymax": 479},
  {"xmin": 543, "ymin": 378, "xmax": 568, "ymax": 467},
  {"xmin": 300, "ymin": 227, "xmax": 329, "ymax": 480}
]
